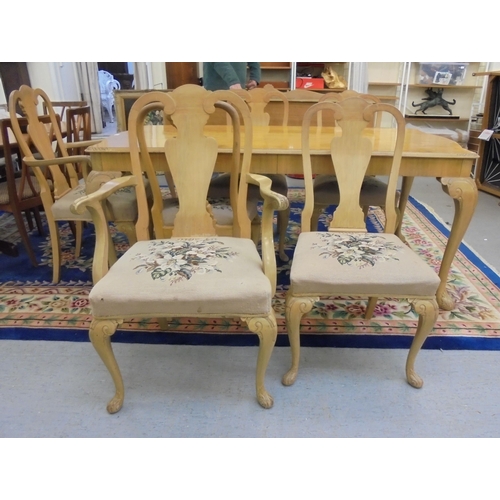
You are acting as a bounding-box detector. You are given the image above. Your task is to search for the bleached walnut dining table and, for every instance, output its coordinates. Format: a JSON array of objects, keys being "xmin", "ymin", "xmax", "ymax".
[{"xmin": 86, "ymin": 124, "xmax": 478, "ymax": 311}]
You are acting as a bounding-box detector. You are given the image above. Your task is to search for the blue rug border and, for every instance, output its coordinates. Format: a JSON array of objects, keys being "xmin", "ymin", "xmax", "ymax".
[
  {"xmin": 1, "ymin": 327, "xmax": 500, "ymax": 351},
  {"xmin": 409, "ymin": 196, "xmax": 500, "ymax": 287},
  {"xmin": 2, "ymin": 195, "xmax": 500, "ymax": 350}
]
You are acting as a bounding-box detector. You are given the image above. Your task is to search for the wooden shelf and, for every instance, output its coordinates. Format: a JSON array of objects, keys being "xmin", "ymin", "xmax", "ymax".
[
  {"xmin": 369, "ymin": 82, "xmax": 402, "ymax": 86},
  {"xmin": 408, "ymin": 84, "xmax": 482, "ymax": 89},
  {"xmin": 405, "ymin": 115, "xmax": 469, "ymax": 122},
  {"xmin": 260, "ymin": 63, "xmax": 291, "ymax": 69}
]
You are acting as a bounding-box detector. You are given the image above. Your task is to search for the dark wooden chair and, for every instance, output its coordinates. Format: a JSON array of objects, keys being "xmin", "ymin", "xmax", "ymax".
[{"xmin": 0, "ymin": 117, "xmax": 47, "ymax": 266}]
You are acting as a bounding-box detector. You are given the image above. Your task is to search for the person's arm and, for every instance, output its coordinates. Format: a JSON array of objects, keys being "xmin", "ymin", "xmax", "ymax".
[
  {"xmin": 247, "ymin": 62, "xmax": 261, "ymax": 89},
  {"xmin": 212, "ymin": 63, "xmax": 242, "ymax": 89}
]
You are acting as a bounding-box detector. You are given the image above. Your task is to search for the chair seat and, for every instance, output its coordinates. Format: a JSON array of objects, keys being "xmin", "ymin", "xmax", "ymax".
[
  {"xmin": 0, "ymin": 175, "xmax": 41, "ymax": 204},
  {"xmin": 314, "ymin": 175, "xmax": 387, "ymax": 206},
  {"xmin": 208, "ymin": 173, "xmax": 288, "ymax": 199},
  {"xmin": 89, "ymin": 237, "xmax": 272, "ymax": 318},
  {"xmin": 161, "ymin": 195, "xmax": 260, "ymax": 227},
  {"xmin": 291, "ymin": 231, "xmax": 441, "ymax": 297}
]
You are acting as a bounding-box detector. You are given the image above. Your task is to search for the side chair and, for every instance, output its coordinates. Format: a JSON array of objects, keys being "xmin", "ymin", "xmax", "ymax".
[
  {"xmin": 65, "ymin": 105, "xmax": 92, "ymax": 179},
  {"xmin": 208, "ymin": 84, "xmax": 291, "ymax": 261},
  {"xmin": 282, "ymin": 96, "xmax": 440, "ymax": 392},
  {"xmin": 8, "ymin": 85, "xmax": 143, "ymax": 283},
  {"xmin": 0, "ymin": 117, "xmax": 46, "ymax": 266},
  {"xmin": 71, "ymin": 85, "xmax": 288, "ymax": 413}
]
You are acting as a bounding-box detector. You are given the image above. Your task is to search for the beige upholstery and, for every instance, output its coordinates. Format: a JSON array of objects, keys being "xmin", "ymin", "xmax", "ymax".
[
  {"xmin": 90, "ymin": 237, "xmax": 272, "ymax": 317},
  {"xmin": 291, "ymin": 232, "xmax": 440, "ymax": 297},
  {"xmin": 71, "ymin": 85, "xmax": 289, "ymax": 414},
  {"xmin": 8, "ymin": 85, "xmax": 143, "ymax": 283},
  {"xmin": 0, "ymin": 175, "xmax": 41, "ymax": 204},
  {"xmin": 283, "ymin": 95, "xmax": 440, "ymax": 392}
]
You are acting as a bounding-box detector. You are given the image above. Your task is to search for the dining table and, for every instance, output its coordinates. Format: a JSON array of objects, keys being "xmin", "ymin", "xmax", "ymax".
[{"xmin": 86, "ymin": 124, "xmax": 479, "ymax": 311}]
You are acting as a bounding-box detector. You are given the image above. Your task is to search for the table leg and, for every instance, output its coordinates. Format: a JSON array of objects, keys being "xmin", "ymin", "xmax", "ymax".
[
  {"xmin": 436, "ymin": 177, "xmax": 478, "ymax": 311},
  {"xmin": 395, "ymin": 176, "xmax": 414, "ymax": 242}
]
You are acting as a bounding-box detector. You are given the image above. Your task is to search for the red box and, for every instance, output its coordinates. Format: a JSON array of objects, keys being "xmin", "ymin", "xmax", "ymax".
[{"xmin": 295, "ymin": 77, "xmax": 324, "ymax": 90}]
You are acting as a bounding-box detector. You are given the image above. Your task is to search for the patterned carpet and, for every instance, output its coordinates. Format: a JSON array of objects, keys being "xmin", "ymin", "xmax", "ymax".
[{"xmin": 1, "ymin": 188, "xmax": 500, "ymax": 349}]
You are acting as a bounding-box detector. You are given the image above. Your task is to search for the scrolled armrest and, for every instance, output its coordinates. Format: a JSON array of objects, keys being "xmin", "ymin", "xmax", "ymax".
[
  {"xmin": 245, "ymin": 173, "xmax": 289, "ymax": 295},
  {"xmin": 246, "ymin": 173, "xmax": 289, "ymax": 211},
  {"xmin": 23, "ymin": 155, "xmax": 92, "ymax": 168},
  {"xmin": 70, "ymin": 175, "xmax": 137, "ymax": 284},
  {"xmin": 71, "ymin": 175, "xmax": 137, "ymax": 215}
]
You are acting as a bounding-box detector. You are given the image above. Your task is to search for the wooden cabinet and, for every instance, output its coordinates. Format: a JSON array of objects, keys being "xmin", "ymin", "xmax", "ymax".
[
  {"xmin": 473, "ymin": 71, "xmax": 500, "ymax": 197},
  {"xmin": 258, "ymin": 62, "xmax": 350, "ymax": 91},
  {"xmin": 165, "ymin": 63, "xmax": 199, "ymax": 89},
  {"xmin": 259, "ymin": 62, "xmax": 291, "ymax": 89}
]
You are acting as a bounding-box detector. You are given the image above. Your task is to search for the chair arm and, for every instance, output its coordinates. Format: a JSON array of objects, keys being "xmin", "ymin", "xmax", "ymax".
[
  {"xmin": 71, "ymin": 175, "xmax": 138, "ymax": 215},
  {"xmin": 247, "ymin": 173, "xmax": 289, "ymax": 211},
  {"xmin": 71, "ymin": 175, "xmax": 138, "ymax": 283},
  {"xmin": 67, "ymin": 139, "xmax": 103, "ymax": 149},
  {"xmin": 246, "ymin": 173, "xmax": 289, "ymax": 295},
  {"xmin": 23, "ymin": 155, "xmax": 92, "ymax": 168}
]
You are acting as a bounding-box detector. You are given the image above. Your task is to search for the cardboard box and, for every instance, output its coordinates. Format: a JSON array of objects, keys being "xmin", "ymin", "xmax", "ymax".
[
  {"xmin": 295, "ymin": 77, "xmax": 324, "ymax": 90},
  {"xmin": 417, "ymin": 63, "xmax": 468, "ymax": 86}
]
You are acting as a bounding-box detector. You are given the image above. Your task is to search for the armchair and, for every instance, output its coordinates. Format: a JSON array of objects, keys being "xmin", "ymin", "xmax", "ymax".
[
  {"xmin": 71, "ymin": 85, "xmax": 288, "ymax": 413},
  {"xmin": 8, "ymin": 85, "xmax": 142, "ymax": 282}
]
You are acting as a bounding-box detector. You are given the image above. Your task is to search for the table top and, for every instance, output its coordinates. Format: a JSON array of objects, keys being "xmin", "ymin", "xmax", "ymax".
[{"xmin": 88, "ymin": 125, "xmax": 478, "ymax": 160}]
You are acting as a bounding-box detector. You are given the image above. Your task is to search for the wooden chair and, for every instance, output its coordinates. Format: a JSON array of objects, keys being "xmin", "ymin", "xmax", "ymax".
[
  {"xmin": 70, "ymin": 85, "xmax": 288, "ymax": 413},
  {"xmin": 8, "ymin": 85, "xmax": 141, "ymax": 283},
  {"xmin": 311, "ymin": 90, "xmax": 389, "ymax": 230},
  {"xmin": 0, "ymin": 117, "xmax": 46, "ymax": 266},
  {"xmin": 65, "ymin": 105, "xmax": 92, "ymax": 179},
  {"xmin": 208, "ymin": 85, "xmax": 291, "ymax": 261},
  {"xmin": 42, "ymin": 100, "xmax": 87, "ymax": 130},
  {"xmin": 282, "ymin": 96, "xmax": 440, "ymax": 391}
]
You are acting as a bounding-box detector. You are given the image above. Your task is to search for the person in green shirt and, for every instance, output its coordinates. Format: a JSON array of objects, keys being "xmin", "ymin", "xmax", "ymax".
[{"xmin": 203, "ymin": 62, "xmax": 261, "ymax": 91}]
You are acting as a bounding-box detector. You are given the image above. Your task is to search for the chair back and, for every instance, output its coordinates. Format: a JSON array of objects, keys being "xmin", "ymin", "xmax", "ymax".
[
  {"xmin": 301, "ymin": 96, "xmax": 405, "ymax": 233},
  {"xmin": 0, "ymin": 116, "xmax": 46, "ymax": 208},
  {"xmin": 8, "ymin": 85, "xmax": 80, "ymax": 205},
  {"xmin": 127, "ymin": 84, "xmax": 254, "ymax": 241},
  {"xmin": 66, "ymin": 105, "xmax": 92, "ymax": 145},
  {"xmin": 319, "ymin": 90, "xmax": 383, "ymax": 127},
  {"xmin": 42, "ymin": 100, "xmax": 87, "ymax": 123},
  {"xmin": 242, "ymin": 85, "xmax": 289, "ymax": 127}
]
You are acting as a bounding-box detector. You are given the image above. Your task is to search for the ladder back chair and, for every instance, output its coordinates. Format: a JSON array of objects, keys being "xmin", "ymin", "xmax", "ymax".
[
  {"xmin": 70, "ymin": 85, "xmax": 288, "ymax": 413},
  {"xmin": 8, "ymin": 85, "xmax": 142, "ymax": 283},
  {"xmin": 283, "ymin": 96, "xmax": 440, "ymax": 391}
]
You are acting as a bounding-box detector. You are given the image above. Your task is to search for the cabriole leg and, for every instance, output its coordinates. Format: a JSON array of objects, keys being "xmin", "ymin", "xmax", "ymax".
[
  {"xmin": 282, "ymin": 294, "xmax": 316, "ymax": 387},
  {"xmin": 90, "ymin": 318, "xmax": 124, "ymax": 413},
  {"xmin": 244, "ymin": 313, "xmax": 278, "ymax": 409}
]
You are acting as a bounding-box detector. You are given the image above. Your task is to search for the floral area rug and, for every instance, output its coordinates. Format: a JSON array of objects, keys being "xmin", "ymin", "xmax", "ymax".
[{"xmin": 1, "ymin": 188, "xmax": 500, "ymax": 349}]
